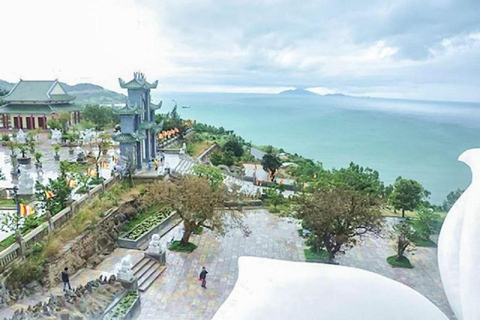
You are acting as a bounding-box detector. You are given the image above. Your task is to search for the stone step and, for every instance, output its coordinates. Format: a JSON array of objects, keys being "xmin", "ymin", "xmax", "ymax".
[
  {"xmin": 134, "ymin": 258, "xmax": 156, "ymax": 277},
  {"xmin": 132, "ymin": 257, "xmax": 151, "ymax": 274},
  {"xmin": 138, "ymin": 263, "xmax": 161, "ymax": 289},
  {"xmin": 139, "ymin": 266, "xmax": 167, "ymax": 292}
]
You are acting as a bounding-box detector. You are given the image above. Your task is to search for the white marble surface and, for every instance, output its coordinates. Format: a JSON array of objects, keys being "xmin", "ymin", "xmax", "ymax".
[
  {"xmin": 213, "ymin": 257, "xmax": 448, "ymax": 320},
  {"xmin": 438, "ymin": 148, "xmax": 480, "ymax": 320}
]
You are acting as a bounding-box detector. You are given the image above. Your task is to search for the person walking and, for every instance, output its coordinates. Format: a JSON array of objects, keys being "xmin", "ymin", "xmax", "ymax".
[
  {"xmin": 61, "ymin": 267, "xmax": 72, "ymax": 292},
  {"xmin": 199, "ymin": 266, "xmax": 208, "ymax": 289}
]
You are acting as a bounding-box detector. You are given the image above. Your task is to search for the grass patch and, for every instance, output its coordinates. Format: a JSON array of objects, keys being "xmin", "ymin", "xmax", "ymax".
[
  {"xmin": 412, "ymin": 237, "xmax": 437, "ymax": 247},
  {"xmin": 168, "ymin": 241, "xmax": 197, "ymax": 253},
  {"xmin": 381, "ymin": 207, "xmax": 447, "ymax": 220},
  {"xmin": 193, "ymin": 226, "xmax": 203, "ymax": 235},
  {"xmin": 0, "ymin": 199, "xmax": 16, "ymax": 208},
  {"xmin": 189, "ymin": 141, "xmax": 213, "ymax": 158},
  {"xmin": 43, "ymin": 182, "xmax": 145, "ymax": 258},
  {"xmin": 387, "ymin": 255, "xmax": 414, "ymax": 269},
  {"xmin": 304, "ymin": 248, "xmax": 329, "ymax": 263},
  {"xmin": 0, "ymin": 235, "xmax": 16, "ymax": 252}
]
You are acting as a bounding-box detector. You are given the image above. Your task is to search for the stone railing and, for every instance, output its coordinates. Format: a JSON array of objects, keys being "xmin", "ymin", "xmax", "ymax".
[
  {"xmin": 157, "ymin": 128, "xmax": 194, "ymax": 150},
  {"xmin": 0, "ymin": 244, "xmax": 20, "ymax": 269},
  {"xmin": 197, "ymin": 143, "xmax": 219, "ymax": 162},
  {"xmin": 0, "ymin": 174, "xmax": 120, "ymax": 272}
]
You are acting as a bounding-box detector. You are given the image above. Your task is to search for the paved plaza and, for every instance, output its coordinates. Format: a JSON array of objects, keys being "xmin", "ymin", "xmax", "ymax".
[
  {"xmin": 138, "ymin": 211, "xmax": 454, "ymax": 320},
  {"xmin": 337, "ymin": 226, "xmax": 455, "ymax": 319}
]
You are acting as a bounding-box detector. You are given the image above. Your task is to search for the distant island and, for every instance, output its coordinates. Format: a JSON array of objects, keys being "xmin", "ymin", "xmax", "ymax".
[
  {"xmin": 0, "ymin": 79, "xmax": 126, "ymax": 105},
  {"xmin": 278, "ymin": 88, "xmax": 319, "ymax": 96},
  {"xmin": 278, "ymin": 88, "xmax": 352, "ymax": 98}
]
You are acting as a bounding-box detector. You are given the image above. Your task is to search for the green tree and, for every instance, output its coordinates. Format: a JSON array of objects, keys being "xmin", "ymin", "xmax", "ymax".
[
  {"xmin": 414, "ymin": 208, "xmax": 441, "ymax": 241},
  {"xmin": 142, "ymin": 175, "xmax": 243, "ymax": 247},
  {"xmin": 82, "ymin": 105, "xmax": 119, "ymax": 130},
  {"xmin": 34, "ymin": 152, "xmax": 42, "ymax": 164},
  {"xmin": 58, "ymin": 111, "xmax": 71, "ymax": 132},
  {"xmin": 261, "ymin": 153, "xmax": 281, "ymax": 181},
  {"xmin": 222, "ymin": 139, "xmax": 244, "ymax": 157},
  {"xmin": 390, "ymin": 177, "xmax": 430, "ymax": 218},
  {"xmin": 264, "ymin": 187, "xmax": 284, "ymax": 208},
  {"xmin": 442, "ymin": 188, "xmax": 464, "ymax": 212},
  {"xmin": 330, "ymin": 163, "xmax": 384, "ymax": 198},
  {"xmin": 222, "ymin": 150, "xmax": 235, "ymax": 166},
  {"xmin": 391, "ymin": 219, "xmax": 416, "ymax": 260},
  {"xmin": 297, "ymin": 188, "xmax": 381, "ymax": 262},
  {"xmin": 35, "ymin": 177, "xmax": 73, "ymax": 215},
  {"xmin": 47, "ymin": 118, "xmax": 62, "ymax": 130},
  {"xmin": 193, "ymin": 164, "xmax": 224, "ymax": 188}
]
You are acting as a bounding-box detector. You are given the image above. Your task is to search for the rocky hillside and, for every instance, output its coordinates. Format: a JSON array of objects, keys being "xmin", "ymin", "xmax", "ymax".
[{"xmin": 0, "ymin": 79, "xmax": 126, "ymax": 105}]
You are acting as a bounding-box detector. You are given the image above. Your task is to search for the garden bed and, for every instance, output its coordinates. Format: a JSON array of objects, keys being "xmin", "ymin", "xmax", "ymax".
[
  {"xmin": 117, "ymin": 209, "xmax": 179, "ymax": 249},
  {"xmin": 103, "ymin": 290, "xmax": 141, "ymax": 320}
]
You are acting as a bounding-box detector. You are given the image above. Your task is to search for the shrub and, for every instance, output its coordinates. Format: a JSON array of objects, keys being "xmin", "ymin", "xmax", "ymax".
[
  {"xmin": 6, "ymin": 257, "xmax": 44, "ymax": 287},
  {"xmin": 168, "ymin": 240, "xmax": 197, "ymax": 253},
  {"xmin": 124, "ymin": 208, "xmax": 173, "ymax": 240},
  {"xmin": 1, "ymin": 134, "xmax": 9, "ymax": 142},
  {"xmin": 387, "ymin": 255, "xmax": 413, "ymax": 269},
  {"xmin": 104, "ymin": 290, "xmax": 139, "ymax": 320},
  {"xmin": 304, "ymin": 248, "xmax": 329, "ymax": 263}
]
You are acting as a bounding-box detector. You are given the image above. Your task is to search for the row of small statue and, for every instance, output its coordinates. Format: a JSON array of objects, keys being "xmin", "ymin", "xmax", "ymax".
[{"xmin": 6, "ymin": 275, "xmax": 119, "ymax": 320}]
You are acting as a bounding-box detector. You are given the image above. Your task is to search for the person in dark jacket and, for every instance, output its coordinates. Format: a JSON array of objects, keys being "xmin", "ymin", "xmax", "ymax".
[
  {"xmin": 199, "ymin": 266, "xmax": 208, "ymax": 289},
  {"xmin": 61, "ymin": 267, "xmax": 72, "ymax": 292}
]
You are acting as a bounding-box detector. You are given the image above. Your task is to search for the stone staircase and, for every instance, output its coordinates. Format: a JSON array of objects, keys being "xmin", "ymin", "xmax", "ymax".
[
  {"xmin": 174, "ymin": 158, "xmax": 195, "ymax": 175},
  {"xmin": 133, "ymin": 256, "xmax": 167, "ymax": 292}
]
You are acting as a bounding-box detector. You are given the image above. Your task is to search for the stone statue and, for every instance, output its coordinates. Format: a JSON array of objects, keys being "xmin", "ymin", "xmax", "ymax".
[
  {"xmin": 80, "ymin": 129, "xmax": 96, "ymax": 145},
  {"xmin": 179, "ymin": 142, "xmax": 187, "ymax": 155},
  {"xmin": 51, "ymin": 129, "xmax": 62, "ymax": 145},
  {"xmin": 116, "ymin": 256, "xmax": 133, "ymax": 282},
  {"xmin": 147, "ymin": 234, "xmax": 162, "ymax": 255},
  {"xmin": 16, "ymin": 129, "xmax": 26, "ymax": 144}
]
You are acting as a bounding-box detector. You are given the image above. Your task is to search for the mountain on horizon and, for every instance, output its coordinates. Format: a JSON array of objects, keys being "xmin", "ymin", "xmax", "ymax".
[
  {"xmin": 278, "ymin": 88, "xmax": 319, "ymax": 96},
  {"xmin": 0, "ymin": 79, "xmax": 126, "ymax": 105}
]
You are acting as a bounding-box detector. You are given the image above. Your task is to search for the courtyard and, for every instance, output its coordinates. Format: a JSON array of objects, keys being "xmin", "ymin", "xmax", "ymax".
[{"xmin": 136, "ymin": 210, "xmax": 453, "ymax": 320}]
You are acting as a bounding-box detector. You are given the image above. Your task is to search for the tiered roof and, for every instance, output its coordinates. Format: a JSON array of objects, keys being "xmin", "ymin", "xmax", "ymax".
[
  {"xmin": 150, "ymin": 100, "xmax": 162, "ymax": 110},
  {"xmin": 112, "ymin": 104, "xmax": 143, "ymax": 115},
  {"xmin": 112, "ymin": 132, "xmax": 146, "ymax": 143},
  {"xmin": 0, "ymin": 79, "xmax": 81, "ymax": 115},
  {"xmin": 1, "ymin": 80, "xmax": 75, "ymax": 103},
  {"xmin": 118, "ymin": 72, "xmax": 158, "ymax": 90}
]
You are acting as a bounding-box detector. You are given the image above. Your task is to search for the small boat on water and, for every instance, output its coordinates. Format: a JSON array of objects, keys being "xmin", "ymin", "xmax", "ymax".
[{"xmin": 182, "ymin": 105, "xmax": 190, "ymax": 108}]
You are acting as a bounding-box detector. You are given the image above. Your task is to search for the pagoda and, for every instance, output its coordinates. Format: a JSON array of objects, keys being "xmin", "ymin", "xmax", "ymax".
[
  {"xmin": 0, "ymin": 79, "xmax": 82, "ymax": 130},
  {"xmin": 113, "ymin": 72, "xmax": 163, "ymax": 169}
]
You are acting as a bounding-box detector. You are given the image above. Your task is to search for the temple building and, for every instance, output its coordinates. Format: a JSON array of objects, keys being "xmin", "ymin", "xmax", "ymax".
[
  {"xmin": 113, "ymin": 72, "xmax": 163, "ymax": 169},
  {"xmin": 0, "ymin": 79, "xmax": 82, "ymax": 130}
]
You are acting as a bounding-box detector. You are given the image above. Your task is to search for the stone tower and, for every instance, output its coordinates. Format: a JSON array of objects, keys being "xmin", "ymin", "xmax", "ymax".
[{"xmin": 114, "ymin": 72, "xmax": 162, "ymax": 169}]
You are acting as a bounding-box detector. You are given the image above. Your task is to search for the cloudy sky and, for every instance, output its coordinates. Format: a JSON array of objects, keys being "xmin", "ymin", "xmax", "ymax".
[{"xmin": 1, "ymin": 0, "xmax": 480, "ymax": 101}]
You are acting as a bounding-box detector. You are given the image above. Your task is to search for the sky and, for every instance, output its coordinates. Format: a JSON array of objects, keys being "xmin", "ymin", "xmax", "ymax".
[{"xmin": 1, "ymin": 0, "xmax": 480, "ymax": 102}]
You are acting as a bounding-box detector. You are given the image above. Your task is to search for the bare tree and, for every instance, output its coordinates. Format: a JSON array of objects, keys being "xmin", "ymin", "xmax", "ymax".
[{"xmin": 142, "ymin": 175, "xmax": 245, "ymax": 246}]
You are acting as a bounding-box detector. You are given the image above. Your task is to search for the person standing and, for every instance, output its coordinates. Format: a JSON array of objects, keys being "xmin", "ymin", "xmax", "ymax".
[
  {"xmin": 61, "ymin": 267, "xmax": 72, "ymax": 292},
  {"xmin": 199, "ymin": 266, "xmax": 208, "ymax": 289}
]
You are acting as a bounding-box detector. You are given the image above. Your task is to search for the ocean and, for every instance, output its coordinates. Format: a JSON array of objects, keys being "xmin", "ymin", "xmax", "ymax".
[{"xmin": 152, "ymin": 92, "xmax": 480, "ymax": 204}]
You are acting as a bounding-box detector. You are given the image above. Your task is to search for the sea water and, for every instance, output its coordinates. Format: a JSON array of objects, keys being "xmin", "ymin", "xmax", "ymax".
[{"xmin": 152, "ymin": 92, "xmax": 480, "ymax": 204}]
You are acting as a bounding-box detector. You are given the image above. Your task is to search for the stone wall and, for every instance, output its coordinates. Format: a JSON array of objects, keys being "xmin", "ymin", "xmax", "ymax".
[{"xmin": 44, "ymin": 199, "xmax": 141, "ymax": 288}]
